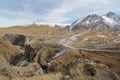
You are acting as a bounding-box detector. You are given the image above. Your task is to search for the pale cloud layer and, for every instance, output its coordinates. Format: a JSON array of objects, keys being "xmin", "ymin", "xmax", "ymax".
[{"xmin": 0, "ymin": 0, "xmax": 120, "ymax": 27}]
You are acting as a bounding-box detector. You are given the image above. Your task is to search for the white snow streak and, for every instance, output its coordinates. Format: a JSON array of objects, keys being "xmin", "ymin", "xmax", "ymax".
[{"xmin": 102, "ymin": 16, "xmax": 117, "ymax": 25}]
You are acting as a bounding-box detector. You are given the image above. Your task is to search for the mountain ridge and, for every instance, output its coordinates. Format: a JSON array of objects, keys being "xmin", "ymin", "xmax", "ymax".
[{"xmin": 70, "ymin": 12, "xmax": 120, "ymax": 32}]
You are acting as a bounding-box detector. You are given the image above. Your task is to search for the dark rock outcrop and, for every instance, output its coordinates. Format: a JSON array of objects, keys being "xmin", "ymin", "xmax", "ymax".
[{"xmin": 2, "ymin": 34, "xmax": 26, "ymax": 47}]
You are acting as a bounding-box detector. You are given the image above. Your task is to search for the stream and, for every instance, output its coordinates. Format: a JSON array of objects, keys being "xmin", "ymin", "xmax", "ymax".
[
  {"xmin": 42, "ymin": 49, "xmax": 67, "ymax": 66},
  {"xmin": 17, "ymin": 49, "xmax": 67, "ymax": 67}
]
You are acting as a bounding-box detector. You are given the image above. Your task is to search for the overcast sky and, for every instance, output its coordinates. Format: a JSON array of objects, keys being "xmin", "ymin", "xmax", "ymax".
[{"xmin": 0, "ymin": 0, "xmax": 120, "ymax": 27}]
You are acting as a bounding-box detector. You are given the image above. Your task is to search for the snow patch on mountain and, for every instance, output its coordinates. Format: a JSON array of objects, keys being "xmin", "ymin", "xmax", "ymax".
[
  {"xmin": 102, "ymin": 16, "xmax": 118, "ymax": 25},
  {"xmin": 86, "ymin": 21, "xmax": 90, "ymax": 24}
]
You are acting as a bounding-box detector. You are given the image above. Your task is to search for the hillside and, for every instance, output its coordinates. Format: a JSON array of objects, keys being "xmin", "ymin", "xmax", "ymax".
[{"xmin": 0, "ymin": 12, "xmax": 120, "ymax": 80}]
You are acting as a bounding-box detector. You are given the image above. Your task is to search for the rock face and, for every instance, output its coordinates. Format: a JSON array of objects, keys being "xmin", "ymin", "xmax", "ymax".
[
  {"xmin": 71, "ymin": 12, "xmax": 120, "ymax": 31},
  {"xmin": 2, "ymin": 34, "xmax": 26, "ymax": 47}
]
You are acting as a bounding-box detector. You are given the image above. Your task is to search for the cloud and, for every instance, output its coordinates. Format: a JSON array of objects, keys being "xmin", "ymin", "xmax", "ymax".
[
  {"xmin": 0, "ymin": 0, "xmax": 120, "ymax": 27},
  {"xmin": 40, "ymin": 0, "xmax": 98, "ymax": 22},
  {"xmin": 37, "ymin": 0, "xmax": 120, "ymax": 23}
]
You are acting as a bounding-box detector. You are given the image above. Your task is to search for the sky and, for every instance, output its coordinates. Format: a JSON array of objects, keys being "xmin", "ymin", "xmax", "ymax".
[{"xmin": 0, "ymin": 0, "xmax": 120, "ymax": 27}]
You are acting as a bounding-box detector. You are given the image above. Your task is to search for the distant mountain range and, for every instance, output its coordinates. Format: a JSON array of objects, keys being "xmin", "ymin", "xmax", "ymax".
[{"xmin": 70, "ymin": 12, "xmax": 120, "ymax": 31}]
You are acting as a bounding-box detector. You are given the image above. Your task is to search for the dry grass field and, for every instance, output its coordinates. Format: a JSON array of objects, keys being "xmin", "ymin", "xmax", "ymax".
[{"xmin": 0, "ymin": 24, "xmax": 120, "ymax": 80}]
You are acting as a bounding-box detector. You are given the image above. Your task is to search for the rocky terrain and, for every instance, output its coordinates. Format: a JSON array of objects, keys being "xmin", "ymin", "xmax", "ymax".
[{"xmin": 0, "ymin": 12, "xmax": 120, "ymax": 80}]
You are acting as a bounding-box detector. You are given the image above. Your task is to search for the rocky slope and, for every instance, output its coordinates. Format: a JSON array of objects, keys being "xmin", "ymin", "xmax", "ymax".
[{"xmin": 71, "ymin": 12, "xmax": 120, "ymax": 31}]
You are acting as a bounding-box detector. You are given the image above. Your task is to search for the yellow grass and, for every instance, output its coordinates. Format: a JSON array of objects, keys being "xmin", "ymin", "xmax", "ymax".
[{"xmin": 15, "ymin": 73, "xmax": 62, "ymax": 80}]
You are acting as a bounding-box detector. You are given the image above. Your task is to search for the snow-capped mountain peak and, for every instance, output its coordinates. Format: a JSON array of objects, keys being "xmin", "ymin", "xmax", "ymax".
[{"xmin": 70, "ymin": 12, "xmax": 120, "ymax": 31}]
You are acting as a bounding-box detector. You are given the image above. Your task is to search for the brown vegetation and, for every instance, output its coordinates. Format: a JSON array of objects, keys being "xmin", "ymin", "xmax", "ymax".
[{"xmin": 0, "ymin": 25, "xmax": 120, "ymax": 80}]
